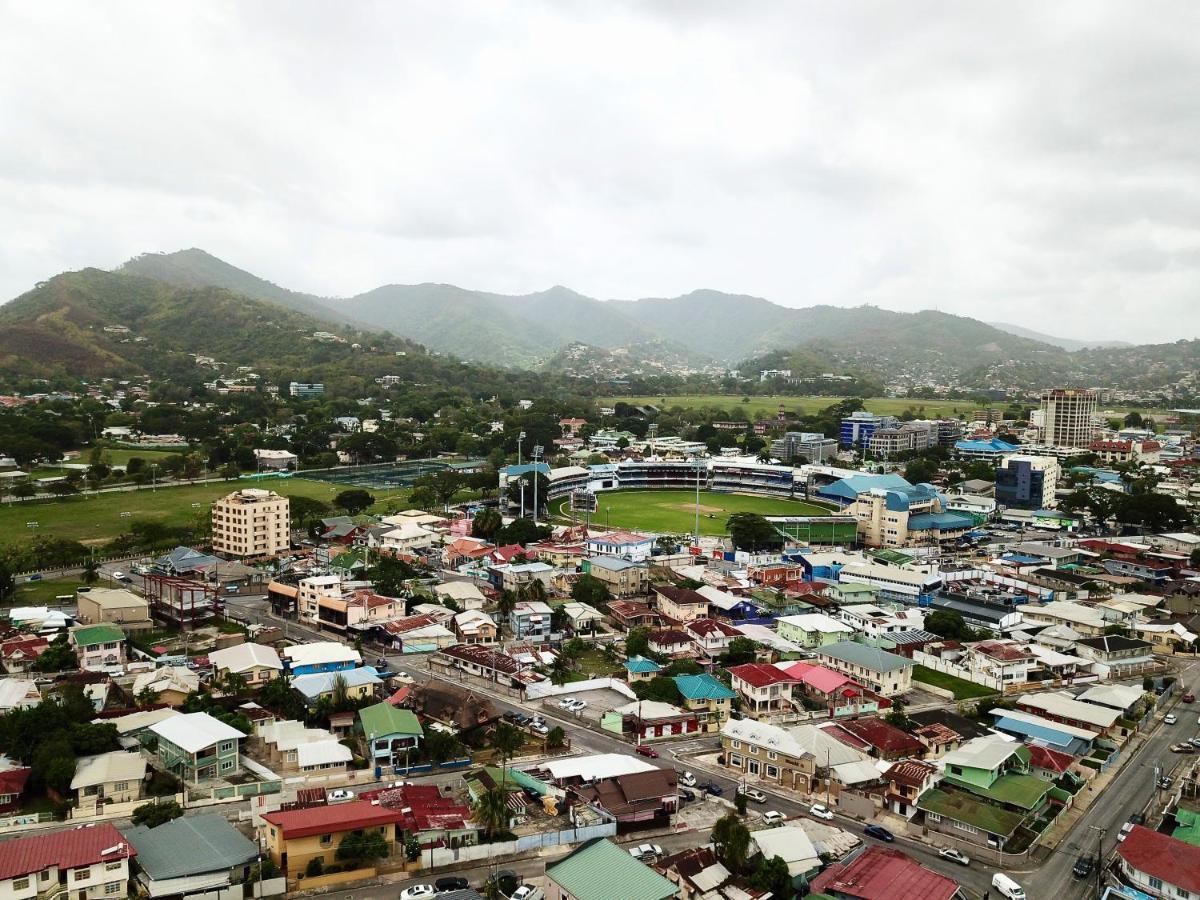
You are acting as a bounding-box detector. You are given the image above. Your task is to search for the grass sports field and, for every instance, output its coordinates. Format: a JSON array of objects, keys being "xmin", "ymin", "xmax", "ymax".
[
  {"xmin": 600, "ymin": 393, "xmax": 1169, "ymax": 420},
  {"xmin": 556, "ymin": 489, "xmax": 831, "ymax": 536},
  {"xmin": 0, "ymin": 477, "xmax": 410, "ymax": 548}
]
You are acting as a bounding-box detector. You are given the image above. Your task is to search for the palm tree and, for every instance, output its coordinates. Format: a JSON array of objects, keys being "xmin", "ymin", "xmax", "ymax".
[
  {"xmin": 82, "ymin": 560, "xmax": 100, "ymax": 585},
  {"xmin": 757, "ymin": 448, "xmax": 773, "ymax": 464},
  {"xmin": 330, "ymin": 673, "xmax": 351, "ymax": 711},
  {"xmin": 473, "ymin": 787, "xmax": 511, "ymax": 839},
  {"xmin": 490, "ymin": 723, "xmax": 525, "ymax": 768}
]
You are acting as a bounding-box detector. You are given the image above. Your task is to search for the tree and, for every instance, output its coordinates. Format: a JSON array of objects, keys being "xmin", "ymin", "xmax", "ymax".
[
  {"xmin": 304, "ymin": 857, "xmax": 324, "ymax": 878},
  {"xmin": 474, "ymin": 787, "xmax": 511, "ymax": 839},
  {"xmin": 216, "ymin": 671, "xmax": 249, "ymax": 697},
  {"xmin": 337, "ymin": 829, "xmax": 389, "ymax": 863},
  {"xmin": 0, "ymin": 561, "xmax": 12, "ymax": 601},
  {"xmin": 924, "ymin": 610, "xmax": 972, "ymax": 641},
  {"xmin": 961, "ymin": 460, "xmax": 996, "ymax": 482},
  {"xmin": 632, "ymin": 677, "xmax": 683, "ymax": 705},
  {"xmin": 494, "ymin": 517, "xmax": 551, "ymax": 546},
  {"xmin": 735, "ymin": 791, "xmax": 748, "ymax": 815},
  {"xmin": 550, "ymin": 655, "xmax": 573, "ymax": 686},
  {"xmin": 33, "ymin": 635, "xmax": 77, "ymax": 673},
  {"xmin": 884, "ymin": 698, "xmax": 913, "ymax": 731},
  {"xmin": 625, "ymin": 626, "xmax": 652, "ymax": 660},
  {"xmin": 1192, "ymin": 547, "xmax": 1200, "ymax": 569},
  {"xmin": 727, "ymin": 513, "xmax": 783, "ymax": 551},
  {"xmin": 571, "ymin": 574, "xmax": 611, "ymax": 608},
  {"xmin": 333, "ymin": 489, "xmax": 375, "ymax": 515},
  {"xmin": 258, "ymin": 674, "xmax": 307, "ymax": 720},
  {"xmin": 1124, "ymin": 411, "xmax": 1144, "ymax": 427},
  {"xmin": 1114, "ymin": 492, "xmax": 1193, "ymax": 531},
  {"xmin": 904, "ymin": 457, "xmax": 938, "ymax": 485},
  {"xmin": 423, "ymin": 729, "xmax": 465, "ymax": 765},
  {"xmin": 82, "ymin": 559, "xmax": 100, "ymax": 585},
  {"xmin": 131, "ymin": 800, "xmax": 183, "ymax": 828},
  {"xmin": 546, "ymin": 726, "xmax": 565, "ymax": 749},
  {"xmin": 710, "ymin": 814, "xmax": 751, "ymax": 872},
  {"xmin": 751, "ymin": 855, "xmax": 793, "ymax": 900},
  {"xmin": 490, "ymin": 723, "xmax": 525, "ymax": 769},
  {"xmin": 369, "ymin": 554, "xmax": 416, "ymax": 597},
  {"xmin": 719, "ymin": 637, "xmax": 758, "ymax": 668},
  {"xmin": 472, "ymin": 507, "xmax": 503, "ymax": 541}
]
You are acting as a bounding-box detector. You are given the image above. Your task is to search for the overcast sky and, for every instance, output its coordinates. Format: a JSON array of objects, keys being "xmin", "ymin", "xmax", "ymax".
[{"xmin": 2, "ymin": 2, "xmax": 1197, "ymax": 343}]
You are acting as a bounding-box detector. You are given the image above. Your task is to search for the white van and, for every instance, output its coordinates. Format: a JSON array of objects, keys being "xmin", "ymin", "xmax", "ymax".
[{"xmin": 992, "ymin": 873, "xmax": 1026, "ymax": 900}]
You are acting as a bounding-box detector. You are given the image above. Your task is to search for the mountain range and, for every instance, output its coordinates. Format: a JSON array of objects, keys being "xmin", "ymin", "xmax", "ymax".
[{"xmin": 0, "ymin": 248, "xmax": 1194, "ymax": 397}]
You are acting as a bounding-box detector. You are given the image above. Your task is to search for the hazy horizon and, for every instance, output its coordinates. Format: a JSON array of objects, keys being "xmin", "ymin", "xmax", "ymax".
[{"xmin": 3, "ymin": 2, "xmax": 1199, "ymax": 343}]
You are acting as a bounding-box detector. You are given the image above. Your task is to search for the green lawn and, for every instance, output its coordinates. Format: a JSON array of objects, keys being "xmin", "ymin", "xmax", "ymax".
[
  {"xmin": 0, "ymin": 477, "xmax": 410, "ymax": 548},
  {"xmin": 11, "ymin": 577, "xmax": 84, "ymax": 606},
  {"xmin": 557, "ymin": 489, "xmax": 830, "ymax": 536},
  {"xmin": 912, "ymin": 664, "xmax": 998, "ymax": 700},
  {"xmin": 600, "ymin": 393, "xmax": 1169, "ymax": 420},
  {"xmin": 92, "ymin": 447, "xmax": 182, "ymax": 467},
  {"xmin": 573, "ymin": 648, "xmax": 619, "ymax": 677}
]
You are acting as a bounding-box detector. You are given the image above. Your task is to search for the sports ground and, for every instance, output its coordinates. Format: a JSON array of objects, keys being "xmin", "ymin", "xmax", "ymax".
[{"xmin": 554, "ymin": 489, "xmax": 833, "ymax": 537}]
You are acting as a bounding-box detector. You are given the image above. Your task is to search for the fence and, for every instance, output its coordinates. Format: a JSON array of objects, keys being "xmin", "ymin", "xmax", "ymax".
[
  {"xmin": 424, "ymin": 820, "xmax": 617, "ymax": 869},
  {"xmin": 188, "ymin": 781, "xmax": 282, "ymax": 805},
  {"xmin": 911, "ymin": 651, "xmax": 1003, "ymax": 691}
]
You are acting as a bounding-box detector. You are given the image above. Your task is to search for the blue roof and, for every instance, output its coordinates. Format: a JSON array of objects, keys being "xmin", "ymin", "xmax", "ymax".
[
  {"xmin": 673, "ymin": 674, "xmax": 736, "ymax": 701},
  {"xmin": 954, "ymin": 439, "xmax": 1019, "ymax": 453},
  {"xmin": 291, "ymin": 666, "xmax": 382, "ymax": 700},
  {"xmin": 908, "ymin": 512, "xmax": 974, "ymax": 531},
  {"xmin": 1001, "ymin": 553, "xmax": 1044, "ymax": 564},
  {"xmin": 504, "ymin": 463, "xmax": 551, "ymax": 477},
  {"xmin": 819, "ymin": 473, "xmax": 912, "ymax": 503},
  {"xmin": 624, "ymin": 656, "xmax": 663, "ymax": 674},
  {"xmin": 991, "ymin": 714, "xmax": 1092, "ymax": 755}
]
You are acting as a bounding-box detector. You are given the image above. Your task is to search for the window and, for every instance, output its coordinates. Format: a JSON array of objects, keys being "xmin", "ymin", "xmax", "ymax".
[
  {"xmin": 105, "ymin": 862, "xmax": 122, "ymax": 872},
  {"xmin": 729, "ymin": 754, "xmax": 743, "ymax": 767},
  {"xmin": 113, "ymin": 782, "xmax": 128, "ymax": 792},
  {"xmin": 1148, "ymin": 878, "xmax": 1162, "ymax": 890},
  {"xmin": 926, "ymin": 812, "xmax": 941, "ymax": 823},
  {"xmin": 221, "ymin": 760, "xmax": 235, "ymax": 772},
  {"xmin": 767, "ymin": 751, "xmax": 777, "ymax": 761},
  {"xmin": 766, "ymin": 765, "xmax": 779, "ymax": 779},
  {"xmin": 220, "ymin": 740, "xmax": 235, "ymax": 753},
  {"xmin": 73, "ymin": 867, "xmax": 91, "ymax": 881},
  {"xmin": 13, "ymin": 877, "xmax": 28, "ymax": 890},
  {"xmin": 104, "ymin": 882, "xmax": 122, "ymax": 894},
  {"xmin": 320, "ymin": 834, "xmax": 333, "ymax": 846}
]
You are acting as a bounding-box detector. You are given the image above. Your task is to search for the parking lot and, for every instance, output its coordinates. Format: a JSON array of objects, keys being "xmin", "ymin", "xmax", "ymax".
[{"xmin": 537, "ymin": 687, "xmax": 635, "ymax": 724}]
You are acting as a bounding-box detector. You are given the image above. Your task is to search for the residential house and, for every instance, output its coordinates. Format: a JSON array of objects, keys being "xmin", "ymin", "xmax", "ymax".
[
  {"xmin": 570, "ymin": 768, "xmax": 678, "ymax": 829},
  {"xmin": 490, "ymin": 562, "xmax": 555, "ymax": 594},
  {"xmin": 377, "ymin": 615, "xmax": 457, "ymax": 653},
  {"xmin": 0, "ymin": 679, "xmax": 42, "ymax": 713},
  {"xmin": 296, "ymin": 740, "xmax": 352, "ymax": 777},
  {"xmin": 648, "ymin": 628, "xmax": 698, "ymax": 660},
  {"xmin": 208, "ymin": 642, "xmax": 284, "ymax": 686},
  {"xmin": 653, "ymin": 586, "xmax": 709, "ymax": 624},
  {"xmin": 561, "ymin": 602, "xmax": 604, "ymax": 634},
  {"xmin": 883, "ymin": 760, "xmax": 938, "ymax": 819},
  {"xmin": 433, "ymin": 580, "xmax": 487, "ymax": 610},
  {"xmin": 673, "ymin": 674, "xmax": 736, "ymax": 732},
  {"xmin": 374, "ymin": 783, "xmax": 479, "ymax": 854},
  {"xmin": 835, "ymin": 717, "xmax": 924, "ymax": 761},
  {"xmin": 69, "ymin": 624, "xmax": 126, "ymax": 672},
  {"xmin": 728, "ymin": 663, "xmax": 798, "ymax": 717},
  {"xmin": 379, "ymin": 521, "xmax": 438, "ymax": 554},
  {"xmin": 0, "ymin": 766, "xmax": 30, "ymax": 814},
  {"xmin": 1072, "ymin": 634, "xmax": 1157, "ymax": 677},
  {"xmin": 148, "ymin": 712, "xmax": 245, "ymax": 784},
  {"xmin": 817, "ymin": 642, "xmax": 915, "ymax": 697},
  {"xmin": 123, "ymin": 813, "xmax": 259, "ymax": 899},
  {"xmin": 657, "ymin": 847, "xmax": 743, "ymax": 900},
  {"xmin": 809, "ymin": 846, "xmax": 962, "ymax": 900},
  {"xmin": 432, "ymin": 644, "xmax": 532, "ymax": 688},
  {"xmin": 585, "ymin": 530, "xmax": 655, "ymax": 562},
  {"xmin": 608, "ymin": 600, "xmax": 664, "ymax": 631},
  {"xmin": 509, "ymin": 600, "xmax": 553, "ymax": 641},
  {"xmin": 1020, "ymin": 600, "xmax": 1108, "ymax": 637},
  {"xmin": 836, "ymin": 603, "xmax": 927, "ymax": 639},
  {"xmin": 282, "ymin": 642, "xmax": 361, "ymax": 675},
  {"xmin": 989, "ymin": 708, "xmax": 1097, "ymax": 756},
  {"xmin": 453, "ymin": 610, "xmax": 498, "ymax": 645},
  {"xmin": 71, "ymin": 751, "xmax": 147, "ymax": 817},
  {"xmin": 774, "ymin": 661, "xmax": 880, "ymax": 719},
  {"xmin": 259, "ymin": 801, "xmax": 408, "ymax": 881},
  {"xmin": 545, "ymin": 838, "xmax": 678, "ymax": 900},
  {"xmin": 583, "ymin": 556, "xmax": 647, "ymax": 597},
  {"xmin": 358, "ymin": 702, "xmax": 425, "ymax": 768},
  {"xmin": 291, "ymin": 668, "xmax": 382, "ymax": 707},
  {"xmin": 603, "ymin": 700, "xmax": 698, "ymax": 741},
  {"xmin": 1016, "ymin": 690, "xmax": 1121, "ymax": 735},
  {"xmin": 720, "ymin": 718, "xmax": 870, "ymax": 799},
  {"xmin": 258, "ymin": 720, "xmax": 342, "ymax": 772},
  {"xmin": 1116, "ymin": 825, "xmax": 1200, "ymax": 900},
  {"xmin": 624, "ymin": 656, "xmax": 663, "ymax": 682},
  {"xmin": 0, "ymin": 636, "xmax": 48, "ymax": 674},
  {"xmin": 0, "ymin": 822, "xmax": 134, "ymax": 899},
  {"xmin": 684, "ymin": 618, "xmax": 742, "ymax": 657},
  {"xmin": 295, "ymin": 575, "xmax": 344, "ymax": 625},
  {"xmin": 317, "ymin": 589, "xmax": 402, "ymax": 634},
  {"xmin": 776, "ymin": 613, "xmax": 855, "ymax": 648},
  {"xmin": 130, "ymin": 666, "xmax": 198, "ymax": 707},
  {"xmin": 75, "ymin": 588, "xmax": 153, "ymax": 630},
  {"xmin": 747, "ymin": 825, "xmax": 823, "ymax": 887}
]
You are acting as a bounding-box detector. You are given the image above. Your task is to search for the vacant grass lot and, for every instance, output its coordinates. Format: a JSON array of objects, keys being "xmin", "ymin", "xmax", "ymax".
[
  {"xmin": 10, "ymin": 577, "xmax": 85, "ymax": 605},
  {"xmin": 0, "ymin": 478, "xmax": 409, "ymax": 548},
  {"xmin": 557, "ymin": 489, "xmax": 830, "ymax": 536},
  {"xmin": 600, "ymin": 394, "xmax": 1168, "ymax": 420},
  {"xmin": 912, "ymin": 664, "xmax": 998, "ymax": 700}
]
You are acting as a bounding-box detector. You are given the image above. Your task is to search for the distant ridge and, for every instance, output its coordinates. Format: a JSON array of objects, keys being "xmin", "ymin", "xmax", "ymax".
[{"xmin": 987, "ymin": 321, "xmax": 1134, "ymax": 351}]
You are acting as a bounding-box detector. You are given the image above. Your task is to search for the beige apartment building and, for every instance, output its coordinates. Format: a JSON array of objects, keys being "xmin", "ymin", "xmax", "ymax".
[
  {"xmin": 1040, "ymin": 389, "xmax": 1098, "ymax": 448},
  {"xmin": 210, "ymin": 488, "xmax": 290, "ymax": 558}
]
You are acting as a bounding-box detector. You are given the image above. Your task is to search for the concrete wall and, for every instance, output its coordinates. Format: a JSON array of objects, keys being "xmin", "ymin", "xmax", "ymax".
[
  {"xmin": 525, "ymin": 678, "xmax": 637, "ymax": 701},
  {"xmin": 912, "ymin": 651, "xmax": 1003, "ymax": 691}
]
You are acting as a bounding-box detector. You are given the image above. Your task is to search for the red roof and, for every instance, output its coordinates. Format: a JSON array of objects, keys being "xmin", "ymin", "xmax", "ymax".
[
  {"xmin": 378, "ymin": 784, "xmax": 472, "ymax": 833},
  {"xmin": 809, "ymin": 846, "xmax": 960, "ymax": 900},
  {"xmin": 0, "ymin": 636, "xmax": 48, "ymax": 660},
  {"xmin": 649, "ymin": 629, "xmax": 693, "ymax": 646},
  {"xmin": 729, "ymin": 663, "xmax": 796, "ymax": 688},
  {"xmin": 0, "ymin": 822, "xmax": 134, "ymax": 881},
  {"xmin": 973, "ymin": 640, "xmax": 1034, "ymax": 662},
  {"xmin": 1027, "ymin": 744, "xmax": 1073, "ymax": 774},
  {"xmin": 686, "ymin": 618, "xmax": 742, "ymax": 639},
  {"xmin": 884, "ymin": 760, "xmax": 935, "ymax": 788},
  {"xmin": 840, "ymin": 718, "xmax": 924, "ymax": 756},
  {"xmin": 1090, "ymin": 440, "xmax": 1132, "ymax": 452},
  {"xmin": 655, "ymin": 585, "xmax": 709, "ymax": 606},
  {"xmin": 488, "ymin": 545, "xmax": 533, "ymax": 563},
  {"xmin": 0, "ymin": 767, "xmax": 30, "ymax": 796},
  {"xmin": 1118, "ymin": 826, "xmax": 1200, "ymax": 895},
  {"xmin": 262, "ymin": 800, "xmax": 408, "ymax": 839}
]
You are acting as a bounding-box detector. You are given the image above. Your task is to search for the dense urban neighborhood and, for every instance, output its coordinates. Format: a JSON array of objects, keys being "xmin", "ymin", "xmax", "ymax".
[{"xmin": 0, "ymin": 372, "xmax": 1198, "ymax": 900}]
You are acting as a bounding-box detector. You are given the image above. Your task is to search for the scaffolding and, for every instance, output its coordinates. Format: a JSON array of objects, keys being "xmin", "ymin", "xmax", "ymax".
[{"xmin": 143, "ymin": 573, "xmax": 220, "ymax": 629}]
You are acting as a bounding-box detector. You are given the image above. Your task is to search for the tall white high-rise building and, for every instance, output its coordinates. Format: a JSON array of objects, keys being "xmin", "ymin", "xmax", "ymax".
[{"xmin": 1039, "ymin": 389, "xmax": 1098, "ymax": 448}]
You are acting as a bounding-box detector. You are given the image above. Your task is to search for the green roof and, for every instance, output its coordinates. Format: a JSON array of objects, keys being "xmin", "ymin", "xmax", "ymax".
[
  {"xmin": 674, "ymin": 674, "xmax": 736, "ymax": 701},
  {"xmin": 1012, "ymin": 745, "xmax": 1032, "ymax": 766},
  {"xmin": 624, "ymin": 656, "xmax": 663, "ymax": 674},
  {"xmin": 358, "ymin": 702, "xmax": 423, "ymax": 738},
  {"xmin": 917, "ymin": 787, "xmax": 1026, "ymax": 837},
  {"xmin": 547, "ymin": 838, "xmax": 678, "ymax": 900},
  {"xmin": 869, "ymin": 549, "xmax": 914, "ymax": 566},
  {"xmin": 942, "ymin": 772, "xmax": 1052, "ymax": 811},
  {"xmin": 71, "ymin": 624, "xmax": 125, "ymax": 646},
  {"xmin": 1173, "ymin": 808, "xmax": 1200, "ymax": 847},
  {"xmin": 122, "ymin": 813, "xmax": 257, "ymax": 879}
]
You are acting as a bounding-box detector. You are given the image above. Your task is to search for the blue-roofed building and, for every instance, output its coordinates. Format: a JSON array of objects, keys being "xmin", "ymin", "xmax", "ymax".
[
  {"xmin": 953, "ymin": 438, "xmax": 1019, "ymax": 461},
  {"xmin": 291, "ymin": 667, "xmax": 382, "ymax": 706},
  {"xmin": 816, "ymin": 473, "xmax": 912, "ymax": 506},
  {"xmin": 828, "ymin": 475, "xmax": 974, "ymax": 548},
  {"xmin": 624, "ymin": 656, "xmax": 663, "ymax": 682},
  {"xmin": 990, "ymin": 708, "xmax": 1095, "ymax": 756}
]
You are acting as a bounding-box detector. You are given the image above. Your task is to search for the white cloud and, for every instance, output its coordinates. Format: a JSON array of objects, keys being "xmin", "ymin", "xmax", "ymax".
[{"xmin": 1, "ymin": 0, "xmax": 1197, "ymax": 342}]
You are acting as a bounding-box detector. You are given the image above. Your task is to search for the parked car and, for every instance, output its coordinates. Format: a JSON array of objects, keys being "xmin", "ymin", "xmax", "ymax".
[
  {"xmin": 864, "ymin": 824, "xmax": 894, "ymax": 842},
  {"xmin": 1118, "ymin": 822, "xmax": 1135, "ymax": 842},
  {"xmin": 503, "ymin": 711, "xmax": 519, "ymax": 721},
  {"xmin": 510, "ymin": 886, "xmax": 543, "ymax": 900},
  {"xmin": 484, "ymin": 870, "xmax": 518, "ymax": 895},
  {"xmin": 1158, "ymin": 776, "xmax": 1174, "ymax": 789},
  {"xmin": 635, "ymin": 745, "xmax": 659, "ymax": 758},
  {"xmin": 679, "ymin": 788, "xmax": 697, "ymax": 802},
  {"xmin": 629, "ymin": 844, "xmax": 664, "ymax": 861},
  {"xmin": 761, "ymin": 811, "xmax": 786, "ymax": 827},
  {"xmin": 808, "ymin": 803, "xmax": 834, "ymax": 820},
  {"xmin": 434, "ymin": 876, "xmax": 470, "ymax": 891},
  {"xmin": 1071, "ymin": 855, "xmax": 1094, "ymax": 879},
  {"xmin": 399, "ymin": 886, "xmax": 435, "ymax": 900},
  {"xmin": 565, "ymin": 699, "xmax": 587, "ymax": 712},
  {"xmin": 1171, "ymin": 743, "xmax": 1195, "ymax": 753},
  {"xmin": 1190, "ymin": 737, "xmax": 1200, "ymax": 748},
  {"xmin": 1165, "ymin": 714, "xmax": 1178, "ymax": 724},
  {"xmin": 327, "ymin": 789, "xmax": 354, "ymax": 802},
  {"xmin": 393, "ymin": 671, "xmax": 414, "ymax": 684},
  {"xmin": 679, "ymin": 771, "xmax": 698, "ymax": 787},
  {"xmin": 992, "ymin": 873, "xmax": 1026, "ymax": 900},
  {"xmin": 938, "ymin": 848, "xmax": 970, "ymax": 866},
  {"xmin": 704, "ymin": 782, "xmax": 724, "ymax": 796},
  {"xmin": 558, "ymin": 697, "xmax": 575, "ymax": 708},
  {"xmin": 1183, "ymin": 693, "xmax": 1195, "ymax": 703},
  {"xmin": 531, "ymin": 722, "xmax": 550, "ymax": 735}
]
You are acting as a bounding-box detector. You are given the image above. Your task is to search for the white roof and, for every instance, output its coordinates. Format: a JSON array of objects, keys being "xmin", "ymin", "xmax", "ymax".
[
  {"xmin": 99, "ymin": 707, "xmax": 181, "ymax": 735},
  {"xmin": 434, "ymin": 581, "xmax": 487, "ymax": 601},
  {"xmin": 259, "ymin": 720, "xmax": 331, "ymax": 750},
  {"xmin": 832, "ymin": 759, "xmax": 885, "ymax": 785},
  {"xmin": 77, "ymin": 587, "xmax": 147, "ymax": 610},
  {"xmin": 453, "ymin": 610, "xmax": 495, "ymax": 628},
  {"xmin": 71, "ymin": 750, "xmax": 147, "ymax": 789},
  {"xmin": 993, "ymin": 707, "xmax": 1098, "ymax": 740},
  {"xmin": 149, "ymin": 711, "xmax": 245, "ymax": 753},
  {"xmin": 735, "ymin": 623, "xmax": 804, "ymax": 654},
  {"xmin": 720, "ymin": 719, "xmax": 866, "ymax": 767},
  {"xmin": 1025, "ymin": 644, "xmax": 1082, "ymax": 667},
  {"xmin": 612, "ymin": 700, "xmax": 686, "ymax": 720},
  {"xmin": 383, "ymin": 522, "xmax": 437, "ymax": 540},
  {"xmin": 776, "ymin": 613, "xmax": 854, "ymax": 634},
  {"xmin": 132, "ymin": 666, "xmax": 199, "ymax": 696},
  {"xmin": 0, "ymin": 679, "xmax": 40, "ymax": 710},
  {"xmin": 1076, "ymin": 683, "xmax": 1145, "ymax": 710},
  {"xmin": 750, "ymin": 824, "xmax": 819, "ymax": 875},
  {"xmin": 696, "ymin": 585, "xmax": 744, "ymax": 611},
  {"xmin": 1024, "ymin": 601, "xmax": 1106, "ymax": 629},
  {"xmin": 283, "ymin": 642, "xmax": 361, "ymax": 667},
  {"xmin": 539, "ymin": 753, "xmax": 655, "ymax": 782},
  {"xmin": 941, "ymin": 736, "xmax": 1020, "ymax": 771},
  {"xmin": 1112, "ymin": 592, "xmax": 1164, "ymax": 608},
  {"xmin": 209, "ymin": 642, "xmax": 283, "ymax": 673},
  {"xmin": 839, "ymin": 563, "xmax": 941, "ymax": 588},
  {"xmin": 1018, "ymin": 691, "xmax": 1121, "ymax": 728},
  {"xmin": 297, "ymin": 740, "xmax": 353, "ymax": 768}
]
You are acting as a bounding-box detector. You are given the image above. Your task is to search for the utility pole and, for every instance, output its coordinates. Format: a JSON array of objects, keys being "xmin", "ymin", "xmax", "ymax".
[
  {"xmin": 532, "ymin": 445, "xmax": 543, "ymax": 526},
  {"xmin": 1088, "ymin": 824, "xmax": 1106, "ymax": 899}
]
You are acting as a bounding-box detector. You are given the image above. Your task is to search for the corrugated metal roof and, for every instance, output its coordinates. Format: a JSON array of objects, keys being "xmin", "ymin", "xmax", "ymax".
[{"xmin": 123, "ymin": 814, "xmax": 256, "ymax": 879}]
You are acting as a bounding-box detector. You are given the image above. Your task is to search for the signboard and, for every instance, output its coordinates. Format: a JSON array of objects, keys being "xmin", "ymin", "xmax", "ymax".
[{"xmin": 570, "ymin": 490, "xmax": 598, "ymax": 513}]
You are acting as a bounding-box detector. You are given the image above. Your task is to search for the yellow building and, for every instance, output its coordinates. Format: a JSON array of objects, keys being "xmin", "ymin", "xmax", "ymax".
[
  {"xmin": 210, "ymin": 488, "xmax": 290, "ymax": 559},
  {"xmin": 260, "ymin": 801, "xmax": 406, "ymax": 880}
]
